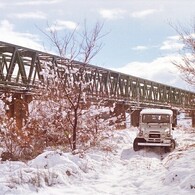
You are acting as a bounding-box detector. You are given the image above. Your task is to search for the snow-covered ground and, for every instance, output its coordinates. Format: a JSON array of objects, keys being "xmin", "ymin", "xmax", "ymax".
[{"xmin": 0, "ymin": 118, "xmax": 195, "ymax": 195}]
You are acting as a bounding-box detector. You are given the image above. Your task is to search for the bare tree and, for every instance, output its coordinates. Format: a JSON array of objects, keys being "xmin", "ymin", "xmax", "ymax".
[
  {"xmin": 33, "ymin": 21, "xmax": 111, "ymax": 151},
  {"xmin": 171, "ymin": 22, "xmax": 195, "ymax": 86},
  {"xmin": 0, "ymin": 22, "xmax": 112, "ymax": 160},
  {"xmin": 28, "ymin": 71, "xmax": 115, "ymax": 152}
]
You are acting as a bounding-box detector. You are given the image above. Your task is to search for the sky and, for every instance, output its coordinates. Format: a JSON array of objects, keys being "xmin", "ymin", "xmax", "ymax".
[{"xmin": 0, "ymin": 0, "xmax": 195, "ymax": 90}]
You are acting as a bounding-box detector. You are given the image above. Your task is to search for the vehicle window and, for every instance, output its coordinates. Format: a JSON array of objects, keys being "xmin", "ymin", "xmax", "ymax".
[{"xmin": 142, "ymin": 114, "xmax": 170, "ymax": 123}]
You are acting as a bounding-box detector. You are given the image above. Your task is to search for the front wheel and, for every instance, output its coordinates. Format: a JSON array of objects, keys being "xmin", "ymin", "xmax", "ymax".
[
  {"xmin": 133, "ymin": 138, "xmax": 141, "ymax": 151},
  {"xmin": 165, "ymin": 139, "xmax": 176, "ymax": 153}
]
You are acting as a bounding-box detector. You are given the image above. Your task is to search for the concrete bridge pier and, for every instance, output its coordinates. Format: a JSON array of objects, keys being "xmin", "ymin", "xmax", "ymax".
[
  {"xmin": 4, "ymin": 93, "xmax": 32, "ymax": 129},
  {"xmin": 109, "ymin": 103, "xmax": 127, "ymax": 129},
  {"xmin": 172, "ymin": 109, "xmax": 178, "ymax": 127},
  {"xmin": 191, "ymin": 111, "xmax": 195, "ymax": 127},
  {"xmin": 130, "ymin": 109, "xmax": 141, "ymax": 127}
]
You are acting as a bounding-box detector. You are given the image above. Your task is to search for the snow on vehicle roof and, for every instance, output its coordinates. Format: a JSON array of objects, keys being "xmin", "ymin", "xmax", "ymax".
[{"xmin": 140, "ymin": 108, "xmax": 173, "ymax": 115}]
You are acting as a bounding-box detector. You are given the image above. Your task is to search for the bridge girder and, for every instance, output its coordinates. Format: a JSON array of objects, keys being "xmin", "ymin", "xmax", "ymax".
[{"xmin": 0, "ymin": 41, "xmax": 195, "ymax": 110}]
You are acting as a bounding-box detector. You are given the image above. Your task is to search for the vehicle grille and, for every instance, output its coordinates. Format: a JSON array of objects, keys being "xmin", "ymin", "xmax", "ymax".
[{"xmin": 149, "ymin": 134, "xmax": 160, "ymax": 138}]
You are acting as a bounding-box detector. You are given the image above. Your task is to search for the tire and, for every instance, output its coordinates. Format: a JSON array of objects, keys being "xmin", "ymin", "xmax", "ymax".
[
  {"xmin": 133, "ymin": 138, "xmax": 141, "ymax": 151},
  {"xmin": 165, "ymin": 139, "xmax": 176, "ymax": 153}
]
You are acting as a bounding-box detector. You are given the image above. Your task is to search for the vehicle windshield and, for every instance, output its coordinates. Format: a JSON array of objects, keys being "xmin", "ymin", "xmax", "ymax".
[{"xmin": 142, "ymin": 114, "xmax": 170, "ymax": 123}]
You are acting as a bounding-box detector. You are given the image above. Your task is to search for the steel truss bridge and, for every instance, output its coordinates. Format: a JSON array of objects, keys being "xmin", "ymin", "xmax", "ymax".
[{"xmin": 0, "ymin": 41, "xmax": 195, "ymax": 110}]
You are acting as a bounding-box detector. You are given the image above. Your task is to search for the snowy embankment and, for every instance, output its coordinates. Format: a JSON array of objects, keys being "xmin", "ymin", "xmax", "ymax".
[{"xmin": 0, "ymin": 119, "xmax": 195, "ymax": 195}]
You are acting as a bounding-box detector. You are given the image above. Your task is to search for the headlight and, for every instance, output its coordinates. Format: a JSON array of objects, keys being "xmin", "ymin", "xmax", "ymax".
[
  {"xmin": 144, "ymin": 133, "xmax": 148, "ymax": 138},
  {"xmin": 139, "ymin": 130, "xmax": 143, "ymax": 136},
  {"xmin": 165, "ymin": 128, "xmax": 169, "ymax": 133},
  {"xmin": 161, "ymin": 133, "xmax": 165, "ymax": 138},
  {"xmin": 165, "ymin": 128, "xmax": 171, "ymax": 137},
  {"xmin": 167, "ymin": 132, "xmax": 171, "ymax": 137}
]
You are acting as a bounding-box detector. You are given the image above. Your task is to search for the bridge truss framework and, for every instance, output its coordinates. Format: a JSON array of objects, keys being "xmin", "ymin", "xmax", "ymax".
[{"xmin": 0, "ymin": 41, "xmax": 195, "ymax": 111}]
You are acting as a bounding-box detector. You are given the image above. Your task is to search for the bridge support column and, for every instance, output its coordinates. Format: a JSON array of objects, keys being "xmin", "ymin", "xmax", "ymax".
[
  {"xmin": 4, "ymin": 93, "xmax": 32, "ymax": 129},
  {"xmin": 191, "ymin": 111, "xmax": 195, "ymax": 127},
  {"xmin": 172, "ymin": 109, "xmax": 178, "ymax": 127},
  {"xmin": 131, "ymin": 109, "xmax": 141, "ymax": 127},
  {"xmin": 110, "ymin": 103, "xmax": 126, "ymax": 129}
]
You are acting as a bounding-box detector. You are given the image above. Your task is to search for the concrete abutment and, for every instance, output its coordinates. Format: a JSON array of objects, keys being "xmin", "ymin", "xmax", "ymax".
[
  {"xmin": 3, "ymin": 93, "xmax": 32, "ymax": 129},
  {"xmin": 191, "ymin": 110, "xmax": 195, "ymax": 128}
]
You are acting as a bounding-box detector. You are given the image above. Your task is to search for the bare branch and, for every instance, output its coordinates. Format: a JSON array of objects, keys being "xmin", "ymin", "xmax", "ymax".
[
  {"xmin": 170, "ymin": 21, "xmax": 195, "ymax": 87},
  {"xmin": 79, "ymin": 21, "xmax": 106, "ymax": 64}
]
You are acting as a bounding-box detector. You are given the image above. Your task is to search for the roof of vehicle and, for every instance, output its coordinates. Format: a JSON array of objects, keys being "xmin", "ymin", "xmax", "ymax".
[{"xmin": 140, "ymin": 108, "xmax": 173, "ymax": 115}]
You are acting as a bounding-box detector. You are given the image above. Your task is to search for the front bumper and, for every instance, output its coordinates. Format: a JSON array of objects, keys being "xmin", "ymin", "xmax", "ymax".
[{"xmin": 138, "ymin": 142, "xmax": 171, "ymax": 147}]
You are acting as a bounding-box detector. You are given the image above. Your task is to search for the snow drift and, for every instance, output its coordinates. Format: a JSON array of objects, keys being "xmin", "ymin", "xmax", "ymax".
[{"xmin": 0, "ymin": 118, "xmax": 194, "ymax": 195}]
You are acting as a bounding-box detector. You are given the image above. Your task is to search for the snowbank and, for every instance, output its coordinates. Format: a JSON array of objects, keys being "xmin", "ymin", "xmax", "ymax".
[{"xmin": 0, "ymin": 120, "xmax": 194, "ymax": 195}]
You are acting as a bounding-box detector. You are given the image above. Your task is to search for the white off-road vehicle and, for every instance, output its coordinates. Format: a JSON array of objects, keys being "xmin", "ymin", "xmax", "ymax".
[{"xmin": 133, "ymin": 108, "xmax": 176, "ymax": 152}]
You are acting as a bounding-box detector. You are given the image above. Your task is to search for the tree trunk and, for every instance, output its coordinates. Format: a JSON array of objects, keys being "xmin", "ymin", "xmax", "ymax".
[{"xmin": 72, "ymin": 108, "xmax": 78, "ymax": 151}]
